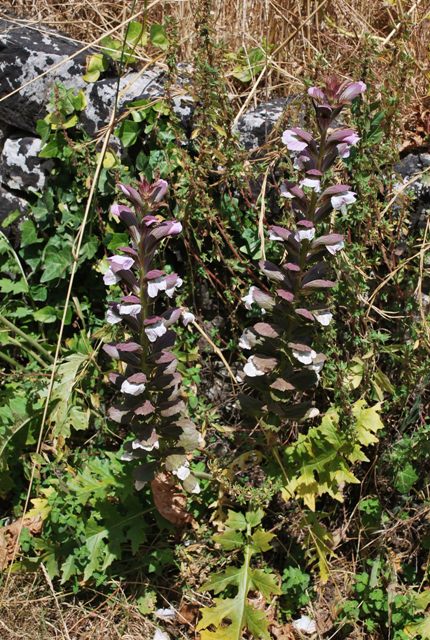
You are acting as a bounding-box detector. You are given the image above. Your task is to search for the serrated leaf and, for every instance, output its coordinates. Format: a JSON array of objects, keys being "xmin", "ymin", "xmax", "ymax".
[
  {"xmin": 249, "ymin": 569, "xmax": 281, "ymax": 599},
  {"xmin": 405, "ymin": 615, "xmax": 430, "ymax": 639},
  {"xmin": 246, "ymin": 509, "xmax": 264, "ymax": 528},
  {"xmin": 225, "ymin": 511, "xmax": 247, "ymax": 531},
  {"xmin": 250, "ymin": 529, "xmax": 275, "ymax": 553},
  {"xmin": 213, "ymin": 529, "xmax": 244, "ymax": 551},
  {"xmin": 201, "ymin": 567, "xmax": 241, "ymax": 595}
]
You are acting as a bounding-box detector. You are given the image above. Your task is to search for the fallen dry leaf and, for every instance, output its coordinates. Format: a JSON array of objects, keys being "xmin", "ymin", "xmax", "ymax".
[
  {"xmin": 151, "ymin": 473, "xmax": 194, "ymax": 526},
  {"xmin": 0, "ymin": 515, "xmax": 43, "ymax": 570}
]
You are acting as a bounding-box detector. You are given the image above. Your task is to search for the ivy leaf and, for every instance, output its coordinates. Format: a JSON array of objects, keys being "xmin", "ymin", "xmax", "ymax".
[
  {"xmin": 394, "ymin": 463, "xmax": 418, "ymax": 494},
  {"xmin": 40, "ymin": 246, "xmax": 71, "ymax": 282},
  {"xmin": 150, "ymin": 24, "xmax": 169, "ymax": 50},
  {"xmin": 116, "ymin": 120, "xmax": 141, "ymax": 147}
]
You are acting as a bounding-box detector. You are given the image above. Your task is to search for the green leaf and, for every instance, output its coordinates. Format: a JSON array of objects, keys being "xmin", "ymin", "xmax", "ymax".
[
  {"xmin": 150, "ymin": 23, "xmax": 169, "ymax": 50},
  {"xmin": 405, "ymin": 615, "xmax": 430, "ymax": 639},
  {"xmin": 394, "ymin": 463, "xmax": 418, "ymax": 494},
  {"xmin": 20, "ymin": 219, "xmax": 41, "ymax": 247},
  {"xmin": 83, "ymin": 53, "xmax": 108, "ymax": 83},
  {"xmin": 249, "ymin": 569, "xmax": 281, "ymax": 599},
  {"xmin": 213, "ymin": 529, "xmax": 244, "ymax": 551},
  {"xmin": 115, "ymin": 119, "xmax": 141, "ymax": 147},
  {"xmin": 33, "ymin": 306, "xmax": 58, "ymax": 323},
  {"xmin": 201, "ymin": 567, "xmax": 241, "ymax": 595},
  {"xmin": 251, "ymin": 529, "xmax": 275, "ymax": 553},
  {"xmin": 0, "ymin": 278, "xmax": 28, "ymax": 294},
  {"xmin": 246, "ymin": 509, "xmax": 264, "ymax": 528},
  {"xmin": 40, "ymin": 246, "xmax": 71, "ymax": 282},
  {"xmin": 60, "ymin": 554, "xmax": 77, "ymax": 583},
  {"xmin": 225, "ymin": 510, "xmax": 247, "ymax": 531},
  {"xmin": 126, "ymin": 21, "xmax": 147, "ymax": 46}
]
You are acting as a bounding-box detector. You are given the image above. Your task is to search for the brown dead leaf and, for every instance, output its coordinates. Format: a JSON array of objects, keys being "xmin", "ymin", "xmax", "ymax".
[
  {"xmin": 177, "ymin": 601, "xmax": 200, "ymax": 626},
  {"xmin": 0, "ymin": 515, "xmax": 43, "ymax": 570},
  {"xmin": 271, "ymin": 622, "xmax": 297, "ymax": 639},
  {"xmin": 151, "ymin": 472, "xmax": 194, "ymax": 526}
]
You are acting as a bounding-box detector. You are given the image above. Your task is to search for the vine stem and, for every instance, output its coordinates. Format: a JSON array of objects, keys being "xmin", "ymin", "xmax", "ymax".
[{"xmin": 0, "ymin": 313, "xmax": 55, "ymax": 364}]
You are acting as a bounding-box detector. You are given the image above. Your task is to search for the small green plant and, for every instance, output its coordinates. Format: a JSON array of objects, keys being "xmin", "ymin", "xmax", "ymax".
[
  {"xmin": 197, "ymin": 509, "xmax": 281, "ymax": 639},
  {"xmin": 280, "ymin": 565, "xmax": 313, "ymax": 618}
]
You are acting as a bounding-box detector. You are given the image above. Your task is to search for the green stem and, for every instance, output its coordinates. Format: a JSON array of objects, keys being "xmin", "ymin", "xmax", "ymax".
[
  {"xmin": 0, "ymin": 314, "xmax": 55, "ymax": 364},
  {"xmin": 6, "ymin": 335, "xmax": 49, "ymax": 368},
  {"xmin": 0, "ymin": 349, "xmax": 23, "ymax": 370}
]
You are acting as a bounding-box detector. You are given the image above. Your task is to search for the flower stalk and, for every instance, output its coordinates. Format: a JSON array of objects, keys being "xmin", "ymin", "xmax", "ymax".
[
  {"xmin": 103, "ymin": 177, "xmax": 202, "ymax": 493},
  {"xmin": 239, "ymin": 77, "xmax": 366, "ymax": 439}
]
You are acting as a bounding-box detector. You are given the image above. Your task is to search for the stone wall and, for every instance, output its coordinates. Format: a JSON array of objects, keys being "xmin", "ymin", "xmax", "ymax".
[{"xmin": 0, "ymin": 18, "xmax": 428, "ymax": 229}]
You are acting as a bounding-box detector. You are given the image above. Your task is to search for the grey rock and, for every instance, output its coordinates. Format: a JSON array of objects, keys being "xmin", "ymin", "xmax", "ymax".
[
  {"xmin": 0, "ymin": 185, "xmax": 29, "ymax": 224},
  {"xmin": 235, "ymin": 98, "xmax": 293, "ymax": 150},
  {"xmin": 81, "ymin": 68, "xmax": 165, "ymax": 134},
  {"xmin": 0, "ymin": 136, "xmax": 54, "ymax": 192},
  {"xmin": 394, "ymin": 151, "xmax": 430, "ymax": 229},
  {"xmin": 0, "ymin": 20, "xmax": 89, "ymax": 133}
]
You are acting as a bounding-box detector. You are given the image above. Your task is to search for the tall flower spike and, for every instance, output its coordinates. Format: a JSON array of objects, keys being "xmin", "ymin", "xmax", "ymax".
[
  {"xmin": 241, "ymin": 80, "xmax": 365, "ymax": 433},
  {"xmin": 103, "ymin": 178, "xmax": 202, "ymax": 494}
]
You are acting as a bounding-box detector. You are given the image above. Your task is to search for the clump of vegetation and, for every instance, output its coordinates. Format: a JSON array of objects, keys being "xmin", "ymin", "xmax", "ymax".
[{"xmin": 0, "ymin": 2, "xmax": 430, "ymax": 639}]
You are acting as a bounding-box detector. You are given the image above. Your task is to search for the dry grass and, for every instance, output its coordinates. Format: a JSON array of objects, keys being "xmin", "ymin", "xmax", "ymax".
[
  {"xmin": 2, "ymin": 0, "xmax": 429, "ymax": 101},
  {"xmin": 0, "ymin": 574, "xmax": 156, "ymax": 640}
]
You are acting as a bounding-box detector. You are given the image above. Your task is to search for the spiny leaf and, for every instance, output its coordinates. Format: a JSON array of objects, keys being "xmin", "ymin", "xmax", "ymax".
[{"xmin": 249, "ymin": 568, "xmax": 281, "ymax": 599}]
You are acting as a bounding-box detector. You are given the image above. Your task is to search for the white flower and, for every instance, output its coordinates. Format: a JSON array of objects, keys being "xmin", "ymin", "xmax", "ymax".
[
  {"xmin": 280, "ymin": 183, "xmax": 296, "ymax": 199},
  {"xmin": 305, "ymin": 408, "xmax": 320, "ymax": 419},
  {"xmin": 147, "ymin": 277, "xmax": 167, "ymax": 298},
  {"xmin": 165, "ymin": 276, "xmax": 183, "ymax": 298},
  {"xmin": 132, "ymin": 437, "xmax": 159, "ymax": 451},
  {"xmin": 119, "ymin": 303, "xmax": 142, "ymax": 317},
  {"xmin": 308, "ymin": 357, "xmax": 325, "ymax": 374},
  {"xmin": 120, "ymin": 451, "xmax": 134, "ymax": 461},
  {"xmin": 294, "ymin": 227, "xmax": 315, "ymax": 242},
  {"xmin": 244, "ymin": 356, "xmax": 265, "ymax": 377},
  {"xmin": 269, "ymin": 229, "xmax": 284, "ymax": 241},
  {"xmin": 103, "ymin": 255, "xmax": 134, "ymax": 286},
  {"xmin": 144, "ymin": 320, "xmax": 167, "ymax": 343},
  {"xmin": 292, "ymin": 347, "xmax": 317, "ymax": 365},
  {"xmin": 242, "ymin": 286, "xmax": 256, "ymax": 310},
  {"xmin": 293, "ymin": 154, "xmax": 310, "ymax": 170},
  {"xmin": 182, "ymin": 310, "xmax": 195, "ymax": 326},
  {"xmin": 106, "ymin": 308, "xmax": 122, "ymax": 324},
  {"xmin": 173, "ymin": 462, "xmax": 190, "ymax": 480},
  {"xmin": 300, "ymin": 177, "xmax": 321, "ymax": 192},
  {"xmin": 282, "ymin": 129, "xmax": 308, "ymax": 152},
  {"xmin": 326, "ymin": 240, "xmax": 345, "ymax": 255},
  {"xmin": 103, "ymin": 268, "xmax": 120, "ymax": 285},
  {"xmin": 292, "ymin": 615, "xmax": 317, "ymax": 635},
  {"xmin": 191, "ymin": 481, "xmax": 201, "ymax": 494},
  {"xmin": 121, "ymin": 379, "xmax": 146, "ymax": 396},
  {"xmin": 331, "ymin": 191, "xmax": 356, "ymax": 214},
  {"xmin": 313, "ymin": 310, "xmax": 333, "ymax": 326},
  {"xmin": 239, "ymin": 330, "xmax": 256, "ymax": 350}
]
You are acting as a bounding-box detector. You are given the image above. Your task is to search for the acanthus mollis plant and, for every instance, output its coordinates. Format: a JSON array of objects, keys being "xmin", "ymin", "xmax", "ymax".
[
  {"xmin": 239, "ymin": 78, "xmax": 366, "ymax": 439},
  {"xmin": 102, "ymin": 177, "xmax": 202, "ymax": 494}
]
